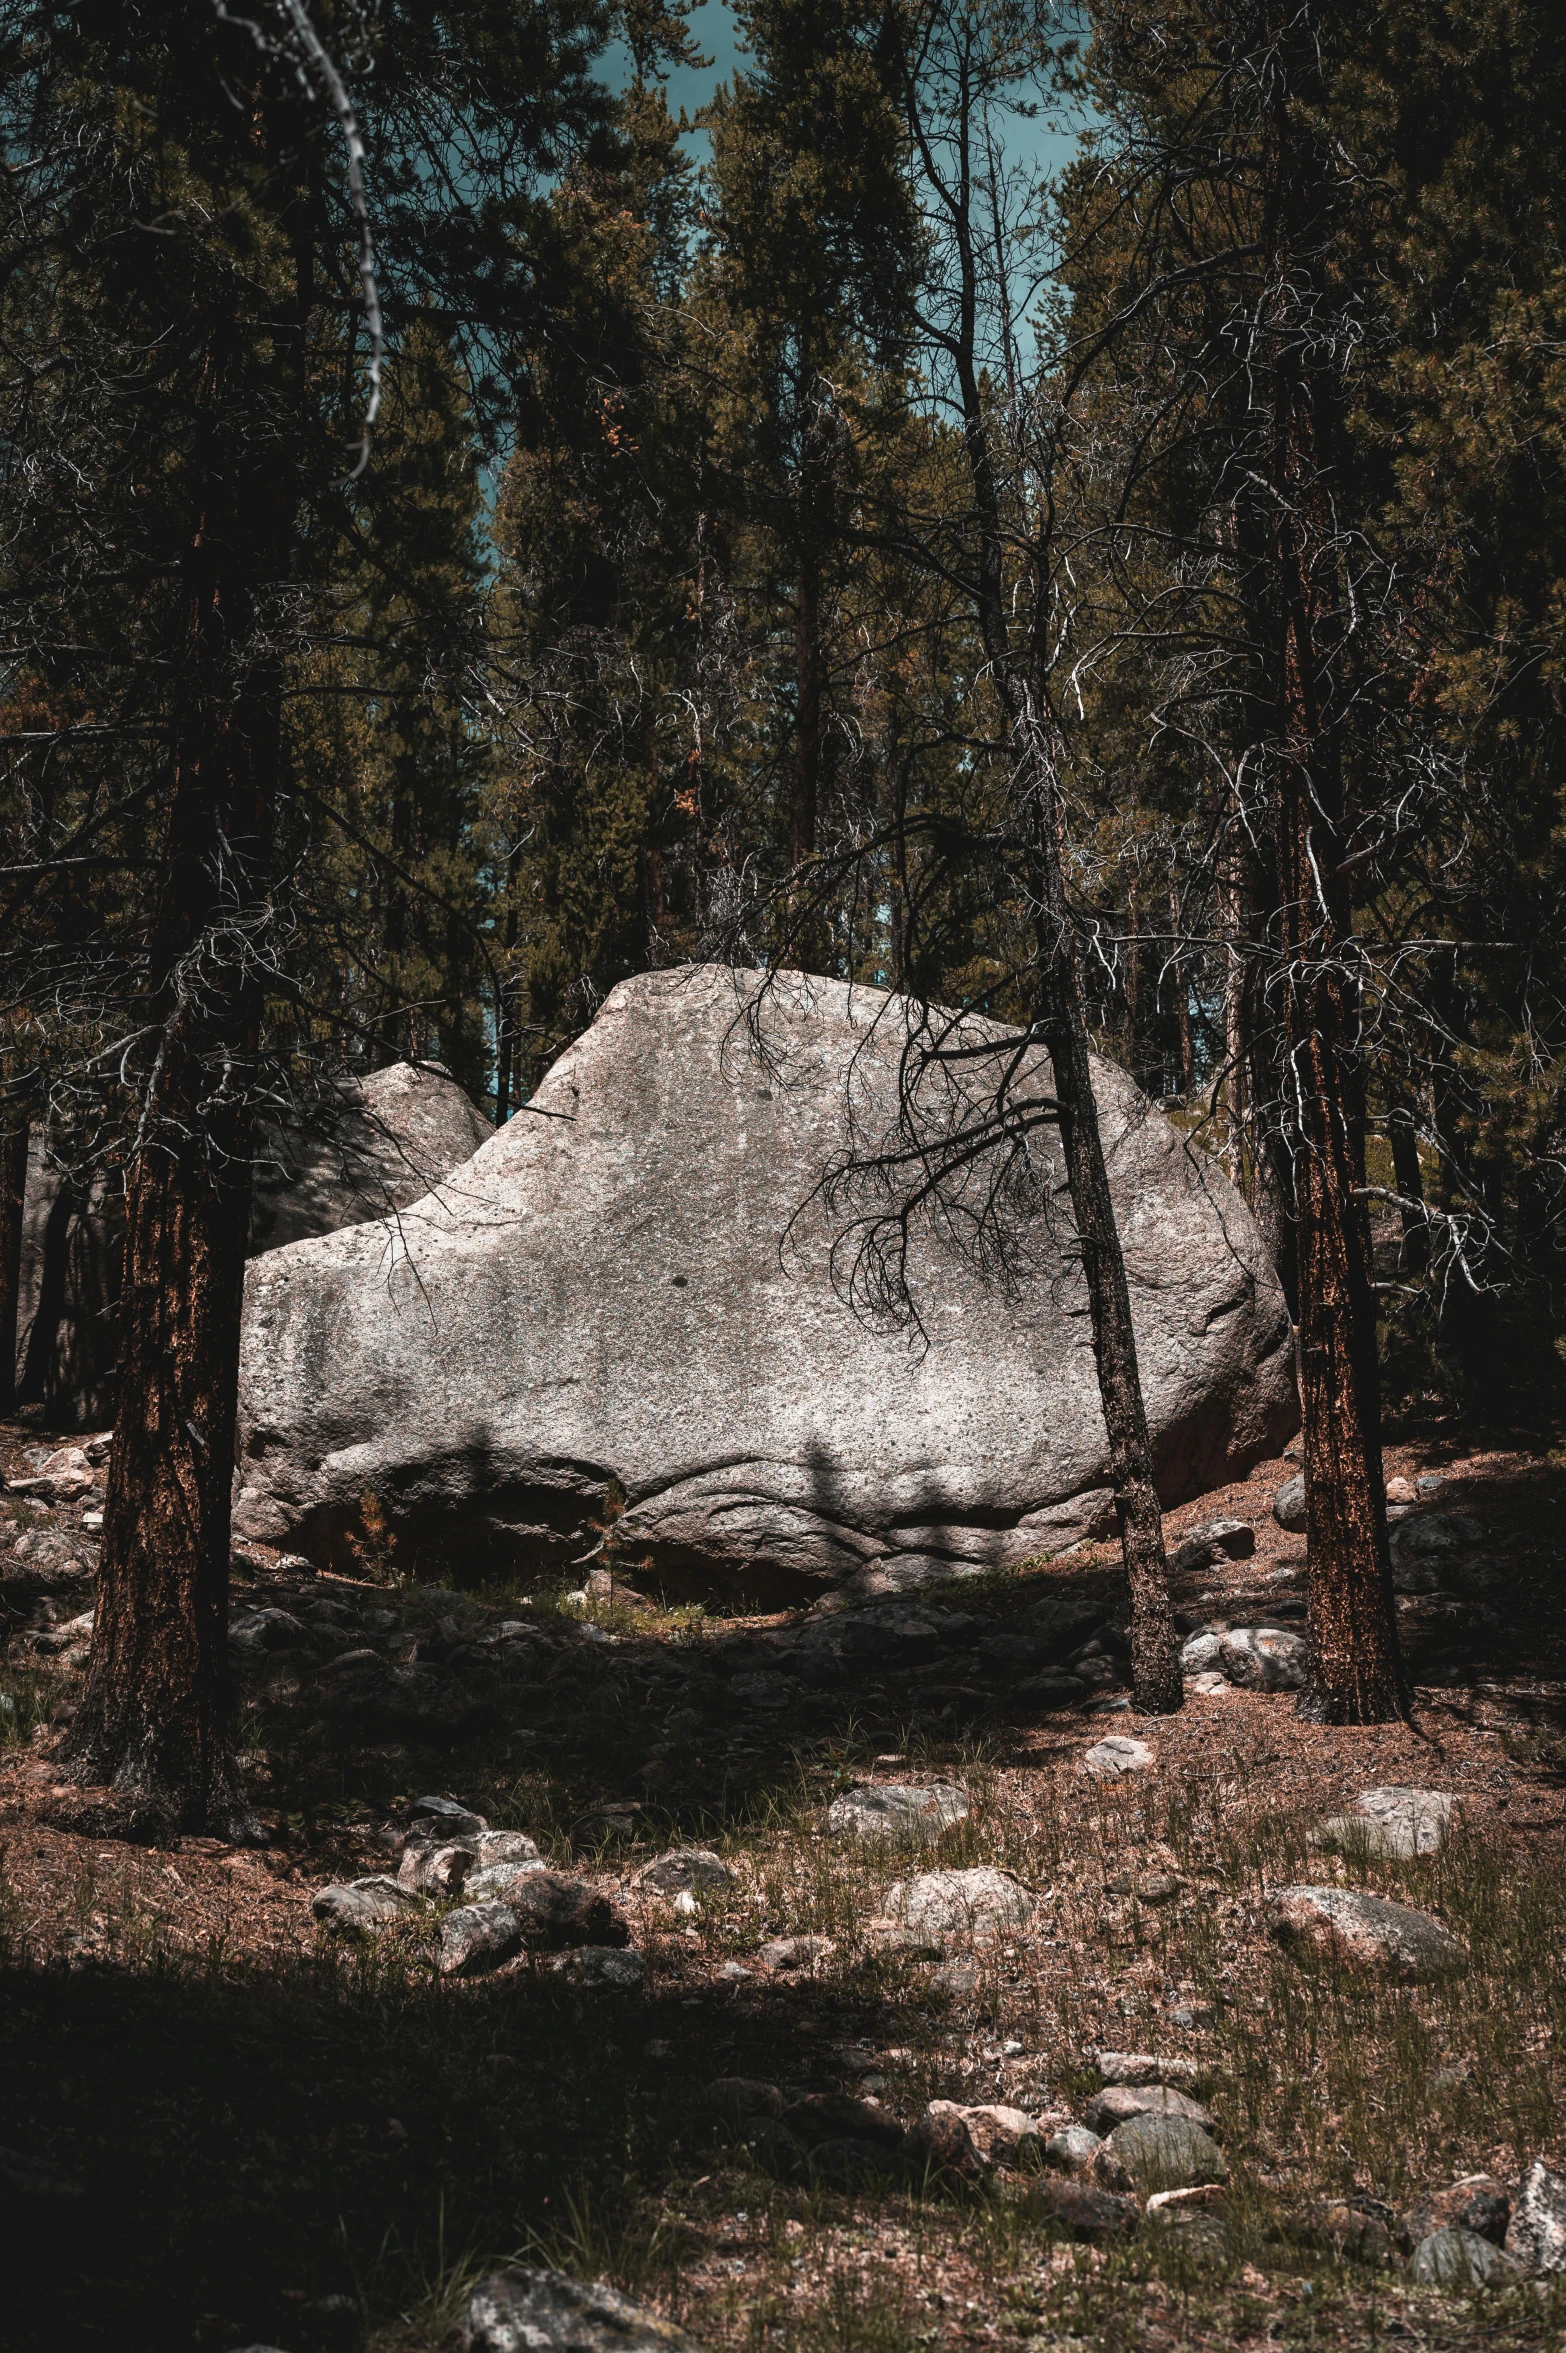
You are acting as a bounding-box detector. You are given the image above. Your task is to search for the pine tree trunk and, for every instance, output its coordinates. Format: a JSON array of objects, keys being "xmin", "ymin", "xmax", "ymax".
[
  {"xmin": 1264, "ymin": 8, "xmax": 1406, "ymax": 1724},
  {"xmin": 0, "ymin": 1125, "xmax": 26, "ymax": 1415},
  {"xmin": 62, "ymin": 403, "xmax": 281, "ymax": 1835},
  {"xmin": 791, "ymin": 548, "xmax": 822, "ymax": 874}
]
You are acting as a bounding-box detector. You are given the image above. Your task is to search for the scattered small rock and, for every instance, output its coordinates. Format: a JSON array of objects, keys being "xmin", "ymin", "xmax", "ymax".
[
  {"xmin": 1219, "ymin": 1627, "xmax": 1308, "ymax": 1692},
  {"xmin": 1267, "ymin": 1885, "xmax": 1468, "ymax": 1981},
  {"xmin": 635, "ymin": 1849, "xmax": 735, "ymax": 1896},
  {"xmin": 1273, "ymin": 1475, "xmax": 1306, "ymax": 1532},
  {"xmin": 1506, "ymin": 2159, "xmax": 1566, "ymax": 2272},
  {"xmin": 1096, "ymin": 2112, "xmax": 1227, "ymax": 2192},
  {"xmin": 882, "ymin": 1866, "xmax": 1033, "ymax": 1938},
  {"xmin": 1045, "ymin": 2125, "xmax": 1103, "ymax": 2175},
  {"xmin": 824, "ymin": 1782, "xmax": 969, "ymax": 1843},
  {"xmin": 553, "ymin": 1947, "xmax": 646, "ymax": 1992},
  {"xmin": 1411, "ymin": 2226, "xmax": 1526, "ymax": 2288},
  {"xmin": 1082, "ymin": 1735, "xmax": 1155, "ymax": 1777},
  {"xmin": 463, "ymin": 2265, "xmax": 699, "ymax": 2353},
  {"xmin": 1082, "ymin": 2084, "xmax": 1213, "ymax": 2137},
  {"xmin": 311, "ymin": 1877, "xmax": 419, "ymax": 1936}
]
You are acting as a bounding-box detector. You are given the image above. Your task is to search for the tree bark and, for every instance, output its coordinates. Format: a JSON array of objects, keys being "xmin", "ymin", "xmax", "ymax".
[
  {"xmin": 1263, "ymin": 10, "xmax": 1406, "ymax": 1724},
  {"xmin": 1388, "ymin": 1106, "xmax": 1428, "ymax": 1274},
  {"xmin": 0, "ymin": 1125, "xmax": 28, "ymax": 1414},
  {"xmin": 62, "ymin": 368, "xmax": 282, "ymax": 1836},
  {"xmin": 16, "ymin": 1169, "xmax": 75, "ymax": 1412}
]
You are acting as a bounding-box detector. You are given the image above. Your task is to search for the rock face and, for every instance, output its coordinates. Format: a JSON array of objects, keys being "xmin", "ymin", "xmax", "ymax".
[
  {"xmin": 17, "ymin": 1063, "xmax": 490, "ymax": 1430},
  {"xmin": 825, "ymin": 1782, "xmax": 970, "ymax": 1843},
  {"xmin": 235, "ymin": 967, "xmax": 1298, "ymax": 1599},
  {"xmin": 1506, "ymin": 2160, "xmax": 1566, "ymax": 2272}
]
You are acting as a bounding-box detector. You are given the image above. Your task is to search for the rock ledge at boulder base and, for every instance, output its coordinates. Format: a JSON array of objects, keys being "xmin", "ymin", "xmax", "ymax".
[{"xmin": 235, "ymin": 966, "xmax": 1298, "ymax": 1600}]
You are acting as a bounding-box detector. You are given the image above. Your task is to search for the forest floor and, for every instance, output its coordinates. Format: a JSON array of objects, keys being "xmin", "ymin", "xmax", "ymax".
[{"xmin": 1, "ymin": 1424, "xmax": 1564, "ymax": 2353}]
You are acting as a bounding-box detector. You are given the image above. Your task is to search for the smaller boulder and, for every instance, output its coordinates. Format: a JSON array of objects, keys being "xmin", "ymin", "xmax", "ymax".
[
  {"xmin": 783, "ymin": 2093, "xmax": 906, "ymax": 2152},
  {"xmin": 1032, "ymin": 2175, "xmax": 1138, "ymax": 2240},
  {"xmin": 1016, "ymin": 1672, "xmax": 1089, "ymax": 1709},
  {"xmin": 1273, "ymin": 1475, "xmax": 1307, "ymax": 1532},
  {"xmin": 408, "ymin": 1794, "xmax": 489, "ymax": 1838},
  {"xmin": 230, "ymin": 1607, "xmax": 308, "ymax": 1654},
  {"xmin": 553, "ymin": 1946, "xmax": 646, "ymax": 1992},
  {"xmin": 1402, "ymin": 2176, "xmax": 1510, "ymax": 2251},
  {"xmin": 399, "ymin": 1841, "xmax": 480, "ymax": 1896},
  {"xmin": 1045, "ymin": 2125, "xmax": 1103, "ymax": 2175},
  {"xmin": 439, "ymin": 1902, "xmax": 523, "ymax": 1977},
  {"xmin": 635, "ymin": 1848, "xmax": 735, "ymax": 1896},
  {"xmin": 511, "ymin": 1873, "xmax": 630, "ymax": 1952},
  {"xmin": 1505, "ymin": 2160, "xmax": 1566, "ymax": 2273},
  {"xmin": 1096, "ymin": 2113, "xmax": 1227, "ymax": 2193},
  {"xmin": 1082, "ymin": 1735, "xmax": 1155, "ymax": 1778},
  {"xmin": 906, "ymin": 2105, "xmax": 984, "ymax": 2184},
  {"xmin": 882, "ymin": 1866, "xmax": 1033, "ymax": 1939},
  {"xmin": 914, "ymin": 2101, "xmax": 1041, "ymax": 2172},
  {"xmin": 1411, "ymin": 2226, "xmax": 1526, "ymax": 2289},
  {"xmin": 1313, "ymin": 1787, "xmax": 1453, "ymax": 1863},
  {"xmin": 465, "ymin": 1862, "xmax": 549, "ymax": 1902},
  {"xmin": 1267, "ymin": 1886, "xmax": 1468, "ymax": 1981},
  {"xmin": 1171, "ymin": 1519, "xmax": 1256, "ymax": 1574},
  {"xmin": 825, "ymin": 1782, "xmax": 969, "ymax": 1843},
  {"xmin": 1082, "ymin": 2084, "xmax": 1213, "ymax": 2137},
  {"xmin": 1219, "ymin": 1627, "xmax": 1307, "ymax": 1692},
  {"xmin": 1393, "ymin": 1511, "xmax": 1481, "ymax": 1560},
  {"xmin": 463, "ymin": 2266, "xmax": 699, "ymax": 2353},
  {"xmin": 1180, "ymin": 1632, "xmax": 1223, "ymax": 1674},
  {"xmin": 312, "ymin": 1876, "xmax": 418, "ymax": 1936},
  {"xmin": 757, "ymin": 1934, "xmax": 834, "ymax": 1970}
]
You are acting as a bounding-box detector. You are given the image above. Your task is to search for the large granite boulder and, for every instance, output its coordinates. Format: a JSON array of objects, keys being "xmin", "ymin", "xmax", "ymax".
[
  {"xmin": 234, "ymin": 967, "xmax": 1297, "ymax": 1600},
  {"xmin": 15, "ymin": 1063, "xmax": 490, "ymax": 1428}
]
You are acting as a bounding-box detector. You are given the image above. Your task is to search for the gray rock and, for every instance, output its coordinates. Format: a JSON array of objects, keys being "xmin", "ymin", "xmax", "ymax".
[
  {"xmin": 1267, "ymin": 1886, "xmax": 1468, "ymax": 1981},
  {"xmin": 1403, "ymin": 2176, "xmax": 1510, "ymax": 2250},
  {"xmin": 510, "ymin": 1874, "xmax": 630, "ymax": 1951},
  {"xmin": 465, "ymin": 1862, "xmax": 549, "ymax": 1902},
  {"xmin": 439, "ymin": 1902, "xmax": 524, "ymax": 1976},
  {"xmin": 635, "ymin": 1848, "xmax": 736, "ymax": 1895},
  {"xmin": 250, "ymin": 1061, "xmax": 494, "ymax": 1254},
  {"xmin": 1032, "ymin": 2176, "xmax": 1140, "ymax": 2240},
  {"xmin": 1273, "ymin": 1475, "xmax": 1307, "ymax": 1531},
  {"xmin": 758, "ymin": 1934, "xmax": 834, "ymax": 1969},
  {"xmin": 229, "ymin": 1607, "xmax": 307, "ymax": 1654},
  {"xmin": 1410, "ymin": 2226, "xmax": 1525, "ymax": 2288},
  {"xmin": 1045, "ymin": 2125, "xmax": 1103, "ymax": 2175},
  {"xmin": 398, "ymin": 1840, "xmax": 481, "ymax": 1896},
  {"xmin": 235, "ymin": 967, "xmax": 1297, "ymax": 1599},
  {"xmin": 1392, "ymin": 1512, "xmax": 1482, "ymax": 1561},
  {"xmin": 1082, "ymin": 2085, "xmax": 1213, "ymax": 2136},
  {"xmin": 406, "ymin": 1794, "xmax": 488, "ymax": 1838},
  {"xmin": 1171, "ymin": 1518, "xmax": 1256, "ymax": 1573},
  {"xmin": 1092, "ymin": 2051, "xmax": 1210, "ymax": 2092},
  {"xmin": 1506, "ymin": 2160, "xmax": 1566, "ymax": 2272},
  {"xmin": 1082, "ymin": 1735, "xmax": 1155, "ymax": 1777},
  {"xmin": 311, "ymin": 1876, "xmax": 419, "ymax": 1935},
  {"xmin": 1179, "ymin": 1632, "xmax": 1223, "ymax": 1673},
  {"xmin": 1313, "ymin": 1787, "xmax": 1453, "ymax": 1862},
  {"xmin": 463, "ymin": 2266, "xmax": 700, "ymax": 2353},
  {"xmin": 1096, "ymin": 2112, "xmax": 1228, "ymax": 2192},
  {"xmin": 1219, "ymin": 1626, "xmax": 1308, "ymax": 1692},
  {"xmin": 882, "ymin": 1866, "xmax": 1033, "ymax": 1937},
  {"xmin": 553, "ymin": 1946, "xmax": 647, "ymax": 1992},
  {"xmin": 825, "ymin": 1781, "xmax": 969, "ymax": 1843}
]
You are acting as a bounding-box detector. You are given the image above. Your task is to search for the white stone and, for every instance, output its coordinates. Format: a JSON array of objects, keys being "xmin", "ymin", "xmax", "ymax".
[
  {"xmin": 1082, "ymin": 1735, "xmax": 1156, "ymax": 1777},
  {"xmin": 882, "ymin": 1866, "xmax": 1034, "ymax": 1937}
]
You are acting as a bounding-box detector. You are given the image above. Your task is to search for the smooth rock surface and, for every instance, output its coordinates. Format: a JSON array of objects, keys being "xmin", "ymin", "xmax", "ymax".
[
  {"xmin": 463, "ymin": 2266, "xmax": 700, "ymax": 2353},
  {"xmin": 1082, "ymin": 1735, "xmax": 1155, "ymax": 1777},
  {"xmin": 1506, "ymin": 2160, "xmax": 1566, "ymax": 2272},
  {"xmin": 1313, "ymin": 1787, "xmax": 1453, "ymax": 1862},
  {"xmin": 825, "ymin": 1782, "xmax": 969, "ymax": 1843},
  {"xmin": 235, "ymin": 967, "xmax": 1298, "ymax": 1596},
  {"xmin": 1045, "ymin": 2125, "xmax": 1103, "ymax": 2175},
  {"xmin": 1410, "ymin": 2226, "xmax": 1525, "ymax": 2288},
  {"xmin": 1096, "ymin": 2112, "xmax": 1228, "ymax": 2192},
  {"xmin": 1273, "ymin": 1475, "xmax": 1307, "ymax": 1531},
  {"xmin": 882, "ymin": 1866, "xmax": 1033, "ymax": 1938},
  {"xmin": 1266, "ymin": 1886, "xmax": 1468, "ymax": 1980}
]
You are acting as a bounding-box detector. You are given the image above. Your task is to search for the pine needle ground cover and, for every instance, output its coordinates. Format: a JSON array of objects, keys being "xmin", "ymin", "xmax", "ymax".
[{"xmin": 1, "ymin": 1434, "xmax": 1562, "ymax": 2353}]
